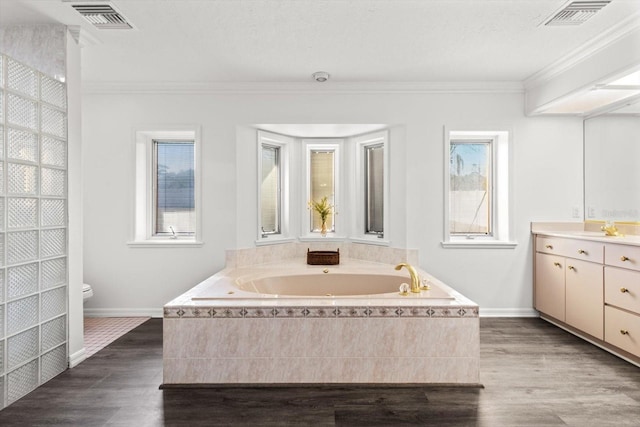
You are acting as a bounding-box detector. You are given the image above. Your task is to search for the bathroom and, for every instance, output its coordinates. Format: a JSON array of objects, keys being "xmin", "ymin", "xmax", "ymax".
[{"xmin": 0, "ymin": 0, "xmax": 639, "ymax": 420}]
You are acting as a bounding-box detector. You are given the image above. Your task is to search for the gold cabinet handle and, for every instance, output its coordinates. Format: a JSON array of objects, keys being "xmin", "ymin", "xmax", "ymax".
[
  {"xmin": 620, "ymin": 330, "xmax": 629, "ymax": 335},
  {"xmin": 621, "ymin": 256, "xmax": 630, "ymax": 262},
  {"xmin": 545, "ymin": 245, "xmax": 553, "ymax": 249},
  {"xmin": 621, "ymin": 287, "xmax": 629, "ymax": 293},
  {"xmin": 578, "ymin": 249, "xmax": 587, "ymax": 255},
  {"xmin": 553, "ymin": 262, "xmax": 561, "ymax": 267},
  {"xmin": 568, "ymin": 265, "xmax": 576, "ymax": 271}
]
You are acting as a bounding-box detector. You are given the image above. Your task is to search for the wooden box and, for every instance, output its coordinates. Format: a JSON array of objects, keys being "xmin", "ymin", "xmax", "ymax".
[{"xmin": 307, "ymin": 249, "xmax": 340, "ymax": 265}]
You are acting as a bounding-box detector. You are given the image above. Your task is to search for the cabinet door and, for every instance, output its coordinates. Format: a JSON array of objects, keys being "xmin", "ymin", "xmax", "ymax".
[
  {"xmin": 566, "ymin": 259, "xmax": 603, "ymax": 340},
  {"xmin": 535, "ymin": 253, "xmax": 565, "ymax": 321}
]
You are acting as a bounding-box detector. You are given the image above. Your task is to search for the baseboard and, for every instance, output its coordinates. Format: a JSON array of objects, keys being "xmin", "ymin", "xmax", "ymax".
[
  {"xmin": 68, "ymin": 348, "xmax": 86, "ymax": 368},
  {"xmin": 479, "ymin": 308, "xmax": 539, "ymax": 318},
  {"xmin": 83, "ymin": 308, "xmax": 163, "ymax": 318}
]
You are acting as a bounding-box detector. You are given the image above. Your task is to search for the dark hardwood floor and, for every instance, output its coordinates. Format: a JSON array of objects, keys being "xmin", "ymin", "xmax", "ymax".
[{"xmin": 1, "ymin": 318, "xmax": 639, "ymax": 426}]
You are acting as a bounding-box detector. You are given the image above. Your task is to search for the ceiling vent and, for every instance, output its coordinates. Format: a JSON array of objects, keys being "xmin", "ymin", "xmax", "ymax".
[
  {"xmin": 544, "ymin": 1, "xmax": 611, "ymax": 26},
  {"xmin": 71, "ymin": 3, "xmax": 132, "ymax": 29}
]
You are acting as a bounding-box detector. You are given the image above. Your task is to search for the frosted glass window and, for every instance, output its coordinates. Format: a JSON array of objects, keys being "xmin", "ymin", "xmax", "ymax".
[
  {"xmin": 8, "ymin": 163, "xmax": 38, "ymax": 195},
  {"xmin": 7, "ymin": 58, "xmax": 37, "ymax": 98},
  {"xmin": 8, "ymin": 128, "xmax": 38, "ymax": 163},
  {"xmin": 153, "ymin": 141, "xmax": 195, "ymax": 236},
  {"xmin": 7, "ymin": 93, "xmax": 37, "ymax": 131},
  {"xmin": 449, "ymin": 141, "xmax": 492, "ymax": 235},
  {"xmin": 41, "ymin": 75, "xmax": 66, "ymax": 109},
  {"xmin": 260, "ymin": 145, "xmax": 280, "ymax": 235}
]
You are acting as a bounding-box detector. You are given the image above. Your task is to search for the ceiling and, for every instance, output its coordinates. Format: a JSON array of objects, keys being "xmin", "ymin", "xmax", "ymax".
[{"xmin": 1, "ymin": 0, "xmax": 639, "ymax": 84}]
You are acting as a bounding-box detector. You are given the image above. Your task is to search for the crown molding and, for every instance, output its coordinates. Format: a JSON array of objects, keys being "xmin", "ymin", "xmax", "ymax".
[
  {"xmin": 524, "ymin": 13, "xmax": 640, "ymax": 90},
  {"xmin": 67, "ymin": 25, "xmax": 101, "ymax": 47},
  {"xmin": 82, "ymin": 80, "xmax": 524, "ymax": 94}
]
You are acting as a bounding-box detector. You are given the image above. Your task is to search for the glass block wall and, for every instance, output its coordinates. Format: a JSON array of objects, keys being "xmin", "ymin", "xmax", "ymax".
[{"xmin": 0, "ymin": 54, "xmax": 68, "ymax": 409}]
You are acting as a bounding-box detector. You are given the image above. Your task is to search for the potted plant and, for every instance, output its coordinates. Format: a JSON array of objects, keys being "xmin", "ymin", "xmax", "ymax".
[{"xmin": 309, "ymin": 196, "xmax": 334, "ymax": 236}]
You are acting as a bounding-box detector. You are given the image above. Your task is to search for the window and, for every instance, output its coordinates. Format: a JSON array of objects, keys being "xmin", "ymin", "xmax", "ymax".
[
  {"xmin": 353, "ymin": 130, "xmax": 389, "ymax": 242},
  {"xmin": 153, "ymin": 140, "xmax": 195, "ymax": 237},
  {"xmin": 132, "ymin": 127, "xmax": 201, "ymax": 246},
  {"xmin": 303, "ymin": 140, "xmax": 342, "ymax": 237},
  {"xmin": 257, "ymin": 131, "xmax": 291, "ymax": 242},
  {"xmin": 365, "ymin": 144, "xmax": 384, "ymax": 234},
  {"xmin": 260, "ymin": 144, "xmax": 281, "ymax": 235},
  {"xmin": 449, "ymin": 140, "xmax": 492, "ymax": 236},
  {"xmin": 310, "ymin": 149, "xmax": 335, "ymax": 233},
  {"xmin": 443, "ymin": 128, "xmax": 515, "ymax": 248},
  {"xmin": 255, "ymin": 129, "xmax": 388, "ymax": 245}
]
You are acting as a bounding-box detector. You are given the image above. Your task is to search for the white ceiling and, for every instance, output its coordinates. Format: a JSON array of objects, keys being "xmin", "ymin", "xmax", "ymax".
[{"xmin": 1, "ymin": 0, "xmax": 639, "ymax": 84}]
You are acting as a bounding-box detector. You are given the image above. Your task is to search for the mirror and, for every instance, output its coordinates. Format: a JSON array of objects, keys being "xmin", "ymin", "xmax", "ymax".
[{"xmin": 584, "ymin": 100, "xmax": 640, "ymax": 222}]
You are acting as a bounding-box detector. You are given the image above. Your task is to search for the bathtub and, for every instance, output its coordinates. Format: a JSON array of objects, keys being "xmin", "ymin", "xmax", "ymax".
[{"xmin": 163, "ymin": 259, "xmax": 479, "ymax": 385}]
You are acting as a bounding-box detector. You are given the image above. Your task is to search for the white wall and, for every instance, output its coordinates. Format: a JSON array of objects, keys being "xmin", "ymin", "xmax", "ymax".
[
  {"xmin": 82, "ymin": 90, "xmax": 583, "ymax": 315},
  {"xmin": 66, "ymin": 29, "xmax": 85, "ymax": 366}
]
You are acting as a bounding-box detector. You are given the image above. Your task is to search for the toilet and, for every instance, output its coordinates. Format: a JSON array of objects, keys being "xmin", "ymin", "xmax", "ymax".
[{"xmin": 83, "ymin": 283, "xmax": 93, "ymax": 301}]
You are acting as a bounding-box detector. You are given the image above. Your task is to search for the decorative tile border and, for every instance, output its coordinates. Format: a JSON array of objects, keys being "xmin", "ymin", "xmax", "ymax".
[{"xmin": 164, "ymin": 305, "xmax": 479, "ymax": 319}]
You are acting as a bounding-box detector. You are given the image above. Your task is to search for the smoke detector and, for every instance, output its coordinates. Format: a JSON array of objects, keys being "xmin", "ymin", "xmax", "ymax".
[
  {"xmin": 543, "ymin": 1, "xmax": 611, "ymax": 26},
  {"xmin": 68, "ymin": 2, "xmax": 133, "ymax": 29},
  {"xmin": 313, "ymin": 72, "xmax": 330, "ymax": 82}
]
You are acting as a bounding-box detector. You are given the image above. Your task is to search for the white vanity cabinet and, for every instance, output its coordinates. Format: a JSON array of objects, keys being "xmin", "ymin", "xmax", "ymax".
[
  {"xmin": 534, "ymin": 236, "xmax": 604, "ymax": 339},
  {"xmin": 534, "ymin": 231, "xmax": 640, "ymax": 365},
  {"xmin": 604, "ymin": 244, "xmax": 640, "ymax": 359}
]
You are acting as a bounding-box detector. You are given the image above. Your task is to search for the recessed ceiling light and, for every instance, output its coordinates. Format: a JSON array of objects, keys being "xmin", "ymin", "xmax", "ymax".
[{"xmin": 313, "ymin": 72, "xmax": 330, "ymax": 82}]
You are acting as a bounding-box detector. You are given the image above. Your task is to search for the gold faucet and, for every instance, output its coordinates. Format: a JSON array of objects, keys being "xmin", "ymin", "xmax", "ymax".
[
  {"xmin": 601, "ymin": 222, "xmax": 621, "ymax": 237},
  {"xmin": 395, "ymin": 263, "xmax": 421, "ymax": 293}
]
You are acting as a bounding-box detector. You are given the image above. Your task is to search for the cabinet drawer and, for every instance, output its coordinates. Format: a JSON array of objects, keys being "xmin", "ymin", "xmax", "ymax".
[
  {"xmin": 605, "ymin": 267, "xmax": 640, "ymax": 315},
  {"xmin": 536, "ymin": 236, "xmax": 603, "ymax": 263},
  {"xmin": 536, "ymin": 236, "xmax": 561, "ymax": 255},
  {"xmin": 605, "ymin": 244, "xmax": 640, "ymax": 271},
  {"xmin": 605, "ymin": 306, "xmax": 640, "ymax": 358}
]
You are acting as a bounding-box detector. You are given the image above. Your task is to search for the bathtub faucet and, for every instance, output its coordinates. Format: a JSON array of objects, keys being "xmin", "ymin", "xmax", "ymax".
[{"xmin": 394, "ymin": 263, "xmax": 421, "ymax": 293}]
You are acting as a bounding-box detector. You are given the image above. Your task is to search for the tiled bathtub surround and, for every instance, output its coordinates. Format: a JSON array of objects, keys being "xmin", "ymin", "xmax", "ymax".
[
  {"xmin": 164, "ymin": 317, "xmax": 479, "ymax": 384},
  {"xmin": 226, "ymin": 242, "xmax": 419, "ymax": 269},
  {"xmin": 163, "ymin": 259, "xmax": 479, "ymax": 385}
]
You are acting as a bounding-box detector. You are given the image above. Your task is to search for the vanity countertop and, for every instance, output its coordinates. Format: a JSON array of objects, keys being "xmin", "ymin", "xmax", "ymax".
[{"xmin": 533, "ymin": 230, "xmax": 640, "ymax": 247}]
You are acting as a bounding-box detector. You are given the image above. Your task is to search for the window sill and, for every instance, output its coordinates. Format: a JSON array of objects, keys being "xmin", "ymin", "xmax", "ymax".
[
  {"xmin": 255, "ymin": 237, "xmax": 298, "ymax": 246},
  {"xmin": 298, "ymin": 234, "xmax": 347, "ymax": 242},
  {"xmin": 441, "ymin": 240, "xmax": 517, "ymax": 249},
  {"xmin": 349, "ymin": 237, "xmax": 390, "ymax": 246},
  {"xmin": 127, "ymin": 240, "xmax": 204, "ymax": 248}
]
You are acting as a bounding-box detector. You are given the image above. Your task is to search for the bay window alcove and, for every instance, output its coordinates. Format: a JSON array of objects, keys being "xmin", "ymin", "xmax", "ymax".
[{"xmin": 255, "ymin": 126, "xmax": 389, "ymax": 245}]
